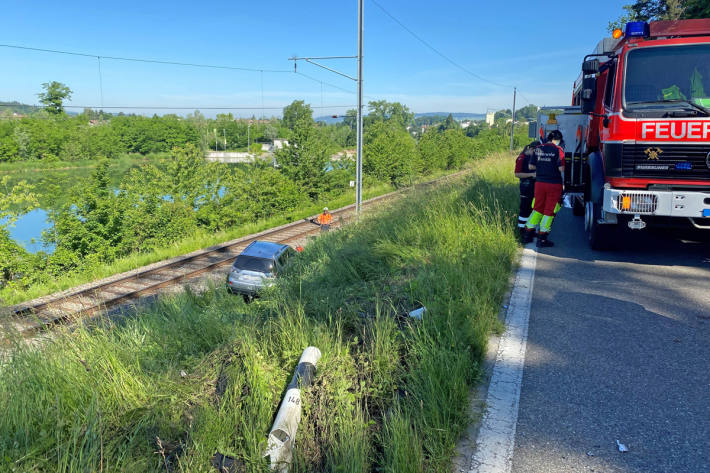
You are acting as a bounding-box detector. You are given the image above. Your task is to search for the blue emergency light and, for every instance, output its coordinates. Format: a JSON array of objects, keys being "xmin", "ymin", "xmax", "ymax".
[{"xmin": 625, "ymin": 21, "xmax": 650, "ymax": 38}]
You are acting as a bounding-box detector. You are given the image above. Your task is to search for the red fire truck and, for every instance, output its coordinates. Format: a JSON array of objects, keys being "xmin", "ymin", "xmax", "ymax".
[{"xmin": 536, "ymin": 18, "xmax": 710, "ymax": 249}]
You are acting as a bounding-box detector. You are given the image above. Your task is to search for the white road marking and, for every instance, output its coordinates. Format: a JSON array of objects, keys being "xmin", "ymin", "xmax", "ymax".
[{"xmin": 469, "ymin": 246, "xmax": 538, "ymax": 473}]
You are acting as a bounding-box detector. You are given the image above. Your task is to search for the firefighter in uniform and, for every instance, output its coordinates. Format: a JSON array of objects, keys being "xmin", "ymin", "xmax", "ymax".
[
  {"xmin": 523, "ymin": 130, "xmax": 565, "ymax": 247},
  {"xmin": 514, "ymin": 141, "xmax": 540, "ymax": 238}
]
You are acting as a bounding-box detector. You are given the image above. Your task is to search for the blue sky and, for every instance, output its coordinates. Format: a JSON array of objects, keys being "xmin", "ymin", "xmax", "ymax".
[{"xmin": 1, "ymin": 0, "xmax": 626, "ymax": 117}]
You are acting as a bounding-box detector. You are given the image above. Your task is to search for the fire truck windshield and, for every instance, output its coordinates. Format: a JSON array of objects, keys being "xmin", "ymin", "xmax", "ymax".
[{"xmin": 624, "ymin": 44, "xmax": 710, "ymax": 116}]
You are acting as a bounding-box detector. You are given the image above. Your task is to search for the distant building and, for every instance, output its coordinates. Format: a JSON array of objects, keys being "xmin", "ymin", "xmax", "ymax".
[
  {"xmin": 485, "ymin": 111, "xmax": 495, "ymax": 126},
  {"xmin": 259, "ymin": 139, "xmax": 290, "ymax": 153},
  {"xmin": 460, "ymin": 120, "xmax": 472, "ymax": 129},
  {"xmin": 331, "ymin": 149, "xmax": 355, "ymax": 161},
  {"xmin": 205, "ymin": 151, "xmax": 255, "ymax": 163},
  {"xmin": 272, "ymin": 138, "xmax": 289, "ymax": 150}
]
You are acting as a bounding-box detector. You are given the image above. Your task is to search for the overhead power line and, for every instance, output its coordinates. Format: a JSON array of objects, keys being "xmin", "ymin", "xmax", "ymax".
[
  {"xmin": 295, "ymin": 71, "xmax": 378, "ymax": 103},
  {"xmin": 295, "ymin": 71, "xmax": 355, "ymax": 96},
  {"xmin": 0, "ymin": 43, "xmax": 292, "ymax": 73},
  {"xmin": 517, "ymin": 91, "xmax": 534, "ymax": 107},
  {"xmin": 369, "ymin": 0, "xmax": 511, "ymax": 89},
  {"xmin": 369, "ymin": 1, "xmax": 543, "ymax": 110},
  {"xmin": 0, "ymin": 103, "xmax": 354, "ymax": 111},
  {"xmin": 1, "ymin": 42, "xmax": 364, "ymax": 107}
]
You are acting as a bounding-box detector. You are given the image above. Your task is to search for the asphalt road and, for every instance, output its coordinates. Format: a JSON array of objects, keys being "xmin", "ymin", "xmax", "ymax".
[{"xmin": 512, "ymin": 209, "xmax": 710, "ymax": 473}]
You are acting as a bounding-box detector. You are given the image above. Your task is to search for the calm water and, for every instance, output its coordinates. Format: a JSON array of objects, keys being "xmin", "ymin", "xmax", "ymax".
[
  {"xmin": 6, "ymin": 209, "xmax": 54, "ymax": 253},
  {"xmin": 1, "ymin": 161, "xmax": 134, "ymax": 255}
]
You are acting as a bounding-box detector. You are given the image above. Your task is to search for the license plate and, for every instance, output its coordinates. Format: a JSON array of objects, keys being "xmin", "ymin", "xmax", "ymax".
[{"xmin": 703, "ymin": 209, "xmax": 710, "ymax": 217}]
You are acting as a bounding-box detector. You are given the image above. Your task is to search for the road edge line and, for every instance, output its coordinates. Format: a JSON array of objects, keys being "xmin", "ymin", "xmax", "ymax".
[{"xmin": 468, "ymin": 245, "xmax": 538, "ymax": 473}]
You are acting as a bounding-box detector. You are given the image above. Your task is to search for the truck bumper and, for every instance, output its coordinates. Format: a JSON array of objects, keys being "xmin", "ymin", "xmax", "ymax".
[{"xmin": 603, "ymin": 187, "xmax": 710, "ymax": 223}]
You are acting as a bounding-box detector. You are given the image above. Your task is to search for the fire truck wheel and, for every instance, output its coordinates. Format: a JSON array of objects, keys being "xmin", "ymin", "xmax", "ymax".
[{"xmin": 585, "ymin": 200, "xmax": 612, "ymax": 250}]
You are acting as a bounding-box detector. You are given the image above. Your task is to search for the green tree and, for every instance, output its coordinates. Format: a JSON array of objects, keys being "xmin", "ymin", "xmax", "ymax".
[
  {"xmin": 441, "ymin": 129, "xmax": 472, "ymax": 169},
  {"xmin": 363, "ymin": 121, "xmax": 417, "ymax": 185},
  {"xmin": 366, "ymin": 100, "xmax": 414, "ymax": 128},
  {"xmin": 282, "ymin": 100, "xmax": 314, "ymax": 130},
  {"xmin": 231, "ymin": 165, "xmax": 304, "ymax": 220},
  {"xmin": 0, "ymin": 176, "xmax": 38, "ymax": 231},
  {"xmin": 494, "ymin": 109, "xmax": 512, "ymax": 121},
  {"xmin": 609, "ymin": 0, "xmax": 707, "ymax": 31},
  {"xmin": 0, "ymin": 121, "xmax": 20, "ymax": 162},
  {"xmin": 517, "ymin": 104, "xmax": 539, "ymax": 121},
  {"xmin": 341, "ymin": 109, "xmax": 358, "ymax": 146},
  {"xmin": 439, "ymin": 113, "xmax": 458, "ymax": 131},
  {"xmin": 263, "ymin": 123, "xmax": 278, "ymax": 141},
  {"xmin": 683, "ymin": 0, "xmax": 710, "ymax": 17},
  {"xmin": 46, "ymin": 161, "xmax": 128, "ymax": 269},
  {"xmin": 121, "ymin": 160, "xmax": 199, "ymax": 250},
  {"xmin": 417, "ymin": 128, "xmax": 446, "ymax": 172},
  {"xmin": 276, "ymin": 117, "xmax": 331, "ymax": 199},
  {"xmin": 37, "ymin": 81, "xmax": 73, "ymax": 115}
]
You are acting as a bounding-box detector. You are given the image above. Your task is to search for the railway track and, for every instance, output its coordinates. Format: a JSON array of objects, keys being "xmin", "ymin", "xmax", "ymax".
[{"xmin": 1, "ymin": 170, "xmax": 468, "ymax": 336}]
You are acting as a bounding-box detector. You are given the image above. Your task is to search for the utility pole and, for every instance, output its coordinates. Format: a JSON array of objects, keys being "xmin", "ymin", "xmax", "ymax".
[
  {"xmin": 223, "ymin": 129, "xmax": 227, "ymax": 150},
  {"xmin": 248, "ymin": 121, "xmax": 251, "ymax": 151},
  {"xmin": 288, "ymin": 1, "xmax": 362, "ymax": 213},
  {"xmin": 214, "ymin": 128, "xmax": 218, "ymax": 151},
  {"xmin": 356, "ymin": 0, "xmax": 364, "ymax": 214},
  {"xmin": 509, "ymin": 87, "xmax": 517, "ymax": 152}
]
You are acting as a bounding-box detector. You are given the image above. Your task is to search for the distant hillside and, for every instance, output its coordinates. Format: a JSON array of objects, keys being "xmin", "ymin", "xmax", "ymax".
[
  {"xmin": 315, "ymin": 115, "xmax": 343, "ymax": 124},
  {"xmin": 0, "ymin": 101, "xmax": 37, "ymax": 115},
  {"xmin": 316, "ymin": 112, "xmax": 486, "ymax": 125},
  {"xmin": 415, "ymin": 112, "xmax": 485, "ymax": 121}
]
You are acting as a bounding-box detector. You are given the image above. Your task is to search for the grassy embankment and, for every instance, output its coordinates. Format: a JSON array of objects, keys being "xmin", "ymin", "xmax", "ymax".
[
  {"xmin": 2, "ymin": 164, "xmax": 473, "ymax": 306},
  {"xmin": 0, "ymin": 154, "xmax": 519, "ymax": 472}
]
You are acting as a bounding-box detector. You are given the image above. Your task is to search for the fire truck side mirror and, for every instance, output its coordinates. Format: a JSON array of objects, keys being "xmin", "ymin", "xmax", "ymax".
[
  {"xmin": 581, "ymin": 76, "xmax": 597, "ymax": 114},
  {"xmin": 582, "ymin": 59, "xmax": 600, "ymax": 75}
]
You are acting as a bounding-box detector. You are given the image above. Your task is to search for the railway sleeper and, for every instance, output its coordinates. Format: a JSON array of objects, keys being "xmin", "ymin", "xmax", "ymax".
[
  {"xmin": 111, "ymin": 280, "xmax": 146, "ymax": 291},
  {"xmin": 56, "ymin": 300, "xmax": 88, "ymax": 312}
]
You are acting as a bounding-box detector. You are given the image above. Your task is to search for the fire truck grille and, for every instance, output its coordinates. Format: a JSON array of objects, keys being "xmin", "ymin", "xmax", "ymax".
[
  {"xmin": 621, "ymin": 144, "xmax": 710, "ymax": 179},
  {"xmin": 615, "ymin": 192, "xmax": 658, "ymax": 214}
]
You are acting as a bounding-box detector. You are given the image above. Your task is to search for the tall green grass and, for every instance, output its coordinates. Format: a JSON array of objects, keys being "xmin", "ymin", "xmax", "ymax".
[{"xmin": 0, "ymin": 154, "xmax": 519, "ymax": 472}]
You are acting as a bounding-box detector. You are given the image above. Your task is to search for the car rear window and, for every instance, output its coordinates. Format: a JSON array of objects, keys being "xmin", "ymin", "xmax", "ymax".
[{"xmin": 233, "ymin": 255, "xmax": 274, "ymax": 273}]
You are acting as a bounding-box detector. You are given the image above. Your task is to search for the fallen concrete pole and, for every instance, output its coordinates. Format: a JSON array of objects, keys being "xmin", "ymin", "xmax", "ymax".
[{"xmin": 264, "ymin": 346, "xmax": 321, "ymax": 472}]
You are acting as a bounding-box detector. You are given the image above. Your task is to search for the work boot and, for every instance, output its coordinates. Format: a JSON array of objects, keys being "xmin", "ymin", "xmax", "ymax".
[
  {"xmin": 518, "ymin": 227, "xmax": 528, "ymax": 242},
  {"xmin": 536, "ymin": 232, "xmax": 554, "ymax": 248},
  {"xmin": 521, "ymin": 229, "xmax": 535, "ymax": 244}
]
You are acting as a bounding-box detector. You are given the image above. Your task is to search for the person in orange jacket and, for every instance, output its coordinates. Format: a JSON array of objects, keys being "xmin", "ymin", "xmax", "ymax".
[{"xmin": 315, "ymin": 207, "xmax": 333, "ymax": 232}]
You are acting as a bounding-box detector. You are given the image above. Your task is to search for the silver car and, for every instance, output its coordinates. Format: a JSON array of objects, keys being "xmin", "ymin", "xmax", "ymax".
[{"xmin": 226, "ymin": 241, "xmax": 296, "ymax": 300}]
